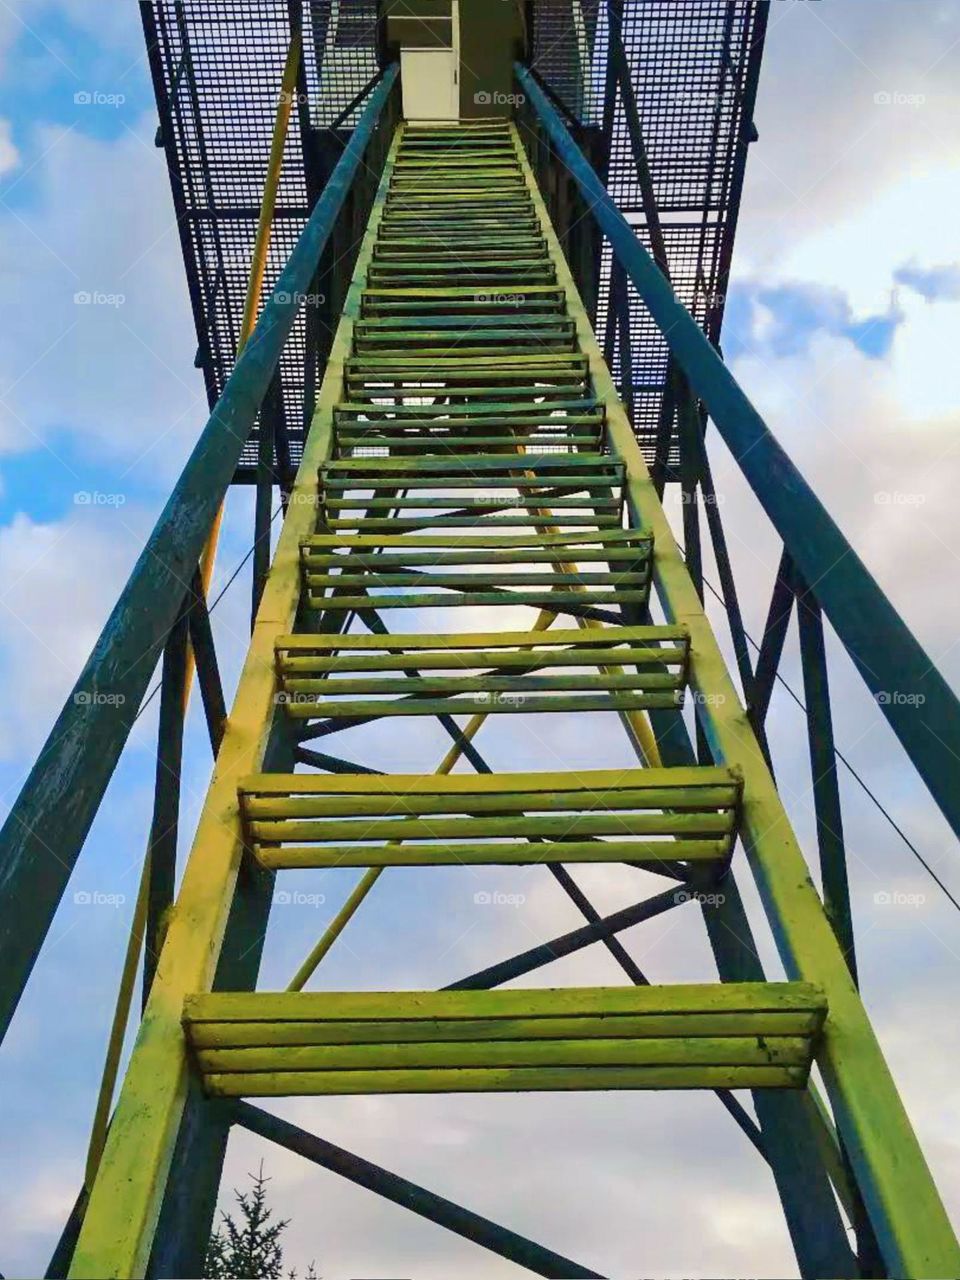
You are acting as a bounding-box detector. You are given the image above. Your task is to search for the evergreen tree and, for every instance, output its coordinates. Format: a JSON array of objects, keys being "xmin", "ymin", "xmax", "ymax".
[{"xmin": 204, "ymin": 1162, "xmax": 316, "ymax": 1279}]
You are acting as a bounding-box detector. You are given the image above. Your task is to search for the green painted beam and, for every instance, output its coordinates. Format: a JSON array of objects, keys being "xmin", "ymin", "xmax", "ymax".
[
  {"xmin": 231, "ymin": 1102, "xmax": 604, "ymax": 1279},
  {"xmin": 513, "ymin": 90, "xmax": 960, "ymax": 1276},
  {"xmin": 0, "ymin": 65, "xmax": 400, "ymax": 1045}
]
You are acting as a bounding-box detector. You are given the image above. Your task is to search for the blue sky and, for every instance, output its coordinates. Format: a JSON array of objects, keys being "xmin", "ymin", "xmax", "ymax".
[{"xmin": 2, "ymin": 3, "xmax": 960, "ymax": 1278}]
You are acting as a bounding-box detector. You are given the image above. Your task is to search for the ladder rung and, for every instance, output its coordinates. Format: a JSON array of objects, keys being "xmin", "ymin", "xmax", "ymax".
[
  {"xmin": 337, "ymin": 436, "xmax": 600, "ymax": 452},
  {"xmin": 329, "ymin": 516, "xmax": 624, "ymax": 531},
  {"xmin": 280, "ymin": 692, "xmax": 685, "ymax": 721},
  {"xmin": 323, "ymin": 496, "xmax": 622, "ymax": 509},
  {"xmin": 325, "ymin": 450, "xmax": 612, "ymax": 471},
  {"xmin": 277, "ymin": 624, "xmax": 688, "ymax": 714},
  {"xmin": 334, "ymin": 399, "xmax": 600, "ymax": 418},
  {"xmin": 303, "ymin": 549, "xmax": 647, "ymax": 570}
]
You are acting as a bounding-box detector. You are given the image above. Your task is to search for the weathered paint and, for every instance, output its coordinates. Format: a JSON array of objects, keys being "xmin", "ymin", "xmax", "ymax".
[
  {"xmin": 513, "ymin": 83, "xmax": 960, "ymax": 1276},
  {"xmin": 0, "ymin": 65, "xmax": 400, "ymax": 1046}
]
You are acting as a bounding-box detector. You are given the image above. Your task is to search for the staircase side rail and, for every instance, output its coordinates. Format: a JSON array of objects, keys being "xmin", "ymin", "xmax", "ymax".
[
  {"xmin": 0, "ymin": 64, "xmax": 401, "ymax": 1044},
  {"xmin": 515, "ymin": 60, "xmax": 960, "ymax": 851}
]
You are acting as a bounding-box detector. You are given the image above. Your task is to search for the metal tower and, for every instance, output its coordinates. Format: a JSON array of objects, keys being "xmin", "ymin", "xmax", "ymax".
[{"xmin": 2, "ymin": 4, "xmax": 960, "ymax": 1277}]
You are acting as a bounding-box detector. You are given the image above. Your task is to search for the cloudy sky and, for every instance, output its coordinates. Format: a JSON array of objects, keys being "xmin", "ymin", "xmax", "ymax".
[{"xmin": 2, "ymin": 2, "xmax": 960, "ymax": 1278}]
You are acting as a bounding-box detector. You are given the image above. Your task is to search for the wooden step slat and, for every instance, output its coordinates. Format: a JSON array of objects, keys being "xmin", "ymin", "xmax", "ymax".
[
  {"xmin": 334, "ymin": 398, "xmax": 600, "ymax": 419},
  {"xmin": 184, "ymin": 982, "xmax": 825, "ymax": 1097},
  {"xmin": 275, "ymin": 620, "xmax": 689, "ymax": 719},
  {"xmin": 325, "ymin": 450, "xmax": 614, "ymax": 472},
  {"xmin": 238, "ymin": 766, "xmax": 740, "ymax": 868},
  {"xmin": 300, "ymin": 521, "xmax": 653, "ymax": 611}
]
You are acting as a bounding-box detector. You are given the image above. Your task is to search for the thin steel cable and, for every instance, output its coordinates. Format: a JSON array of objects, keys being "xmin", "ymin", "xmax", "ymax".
[
  {"xmin": 698, "ymin": 569, "xmax": 960, "ymax": 915},
  {"xmin": 134, "ymin": 502, "xmax": 284, "ymax": 723}
]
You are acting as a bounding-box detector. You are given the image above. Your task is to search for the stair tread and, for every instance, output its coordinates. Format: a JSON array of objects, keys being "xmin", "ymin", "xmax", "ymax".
[{"xmin": 183, "ymin": 984, "xmax": 824, "ymax": 1096}]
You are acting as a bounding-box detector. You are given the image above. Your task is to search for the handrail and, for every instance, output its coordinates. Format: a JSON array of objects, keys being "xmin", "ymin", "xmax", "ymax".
[
  {"xmin": 0, "ymin": 63, "xmax": 400, "ymax": 1043},
  {"xmin": 515, "ymin": 59, "xmax": 960, "ymax": 849}
]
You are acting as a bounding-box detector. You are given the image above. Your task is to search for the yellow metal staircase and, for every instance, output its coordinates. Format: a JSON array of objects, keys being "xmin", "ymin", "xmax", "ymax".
[
  {"xmin": 71, "ymin": 118, "xmax": 960, "ymax": 1279},
  {"xmin": 213, "ymin": 118, "xmax": 814, "ymax": 1098}
]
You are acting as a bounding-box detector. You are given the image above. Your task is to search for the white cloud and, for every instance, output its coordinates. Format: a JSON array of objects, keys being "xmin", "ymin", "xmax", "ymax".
[
  {"xmin": 0, "ymin": 505, "xmax": 150, "ymax": 761},
  {"xmin": 0, "ymin": 1159, "xmax": 77, "ymax": 1233},
  {"xmin": 719, "ymin": 332, "xmax": 960, "ymax": 715},
  {"xmin": 891, "ymin": 291, "xmax": 960, "ymax": 420},
  {"xmin": 0, "ymin": 114, "xmax": 202, "ymax": 480},
  {"xmin": 0, "ymin": 118, "xmax": 19, "ymax": 175},
  {"xmin": 764, "ymin": 166, "xmax": 960, "ymax": 318},
  {"xmin": 743, "ymin": 0, "xmax": 960, "ymax": 268},
  {"xmin": 219, "ymin": 1089, "xmax": 795, "ymax": 1280}
]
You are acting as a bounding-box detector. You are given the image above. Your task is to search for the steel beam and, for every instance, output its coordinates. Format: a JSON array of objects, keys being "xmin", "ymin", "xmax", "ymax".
[
  {"xmin": 631, "ymin": 691, "xmax": 857, "ymax": 1274},
  {"xmin": 749, "ymin": 547, "xmax": 795, "ymax": 761},
  {"xmin": 549, "ymin": 862, "xmax": 648, "ymax": 986},
  {"xmin": 143, "ymin": 606, "xmax": 189, "ymax": 1004},
  {"xmin": 513, "ymin": 79, "xmax": 960, "ymax": 1272},
  {"xmin": 447, "ymin": 886, "xmax": 683, "ymax": 991},
  {"xmin": 516, "ymin": 59, "xmax": 960, "ymax": 855},
  {"xmin": 0, "ymin": 65, "xmax": 399, "ymax": 1045},
  {"xmin": 252, "ymin": 375, "xmax": 280, "ymax": 627},
  {"xmin": 69, "ymin": 118, "xmax": 403, "ymax": 1276},
  {"xmin": 795, "ymin": 576, "xmax": 858, "ymax": 983},
  {"xmin": 232, "ymin": 1102, "xmax": 603, "ymax": 1279},
  {"xmin": 186, "ymin": 570, "xmax": 226, "ymax": 755}
]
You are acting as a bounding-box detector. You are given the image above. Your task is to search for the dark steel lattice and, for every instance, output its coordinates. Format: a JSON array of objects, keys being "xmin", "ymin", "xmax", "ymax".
[
  {"xmin": 532, "ymin": 1, "xmax": 767, "ymax": 465},
  {"xmin": 142, "ymin": 0, "xmax": 380, "ymax": 480},
  {"xmin": 143, "ymin": 0, "xmax": 764, "ymax": 479}
]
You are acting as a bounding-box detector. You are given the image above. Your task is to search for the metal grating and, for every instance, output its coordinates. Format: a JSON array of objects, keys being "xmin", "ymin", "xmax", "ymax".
[
  {"xmin": 142, "ymin": 0, "xmax": 381, "ymax": 480},
  {"xmin": 142, "ymin": 0, "xmax": 765, "ymax": 479},
  {"xmin": 532, "ymin": 1, "xmax": 767, "ymax": 465}
]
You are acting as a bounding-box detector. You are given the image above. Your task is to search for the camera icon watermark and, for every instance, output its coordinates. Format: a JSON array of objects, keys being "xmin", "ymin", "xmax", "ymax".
[
  {"xmin": 274, "ymin": 690, "xmax": 318, "ymax": 707},
  {"xmin": 875, "ymin": 690, "xmax": 926, "ymax": 707},
  {"xmin": 673, "ymin": 888, "xmax": 726, "ymax": 907},
  {"xmin": 275, "ymin": 290, "xmax": 325, "ymax": 306},
  {"xmin": 681, "ymin": 490, "xmax": 725, "ymax": 505},
  {"xmin": 874, "ymin": 490, "xmax": 926, "ymax": 506},
  {"xmin": 74, "ymin": 890, "xmax": 126, "ymax": 907},
  {"xmin": 273, "ymin": 889, "xmax": 326, "ymax": 907},
  {"xmin": 690, "ymin": 690, "xmax": 726, "ymax": 707},
  {"xmin": 74, "ymin": 490, "xmax": 126, "ymax": 507},
  {"xmin": 74, "ymin": 291, "xmax": 125, "ymax": 308},
  {"xmin": 73, "ymin": 690, "xmax": 126, "ymax": 707},
  {"xmin": 874, "ymin": 90, "xmax": 926, "ymax": 108},
  {"xmin": 74, "ymin": 90, "xmax": 126, "ymax": 108},
  {"xmin": 474, "ymin": 291, "xmax": 526, "ymax": 307},
  {"xmin": 471, "ymin": 691, "xmax": 526, "ymax": 707},
  {"xmin": 874, "ymin": 889, "xmax": 925, "ymax": 907},
  {"xmin": 474, "ymin": 890, "xmax": 526, "ymax": 906},
  {"xmin": 473, "ymin": 90, "xmax": 525, "ymax": 107}
]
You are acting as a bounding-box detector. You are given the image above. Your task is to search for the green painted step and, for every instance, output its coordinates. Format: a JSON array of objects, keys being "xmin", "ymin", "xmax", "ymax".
[
  {"xmin": 274, "ymin": 623, "xmax": 688, "ymax": 721},
  {"xmin": 237, "ymin": 766, "xmax": 741, "ymax": 871},
  {"xmin": 184, "ymin": 982, "xmax": 824, "ymax": 1097}
]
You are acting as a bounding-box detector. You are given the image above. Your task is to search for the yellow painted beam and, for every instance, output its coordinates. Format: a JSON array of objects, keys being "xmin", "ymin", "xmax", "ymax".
[
  {"xmin": 513, "ymin": 122, "xmax": 960, "ymax": 1276},
  {"xmin": 69, "ymin": 118, "xmax": 402, "ymax": 1280},
  {"xmin": 80, "ymin": 32, "xmax": 304, "ymax": 1198}
]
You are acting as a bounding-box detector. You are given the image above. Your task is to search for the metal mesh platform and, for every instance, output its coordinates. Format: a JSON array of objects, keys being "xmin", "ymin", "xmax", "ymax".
[
  {"xmin": 142, "ymin": 0, "xmax": 381, "ymax": 479},
  {"xmin": 142, "ymin": 0, "xmax": 765, "ymax": 480},
  {"xmin": 532, "ymin": 0, "xmax": 767, "ymax": 462}
]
